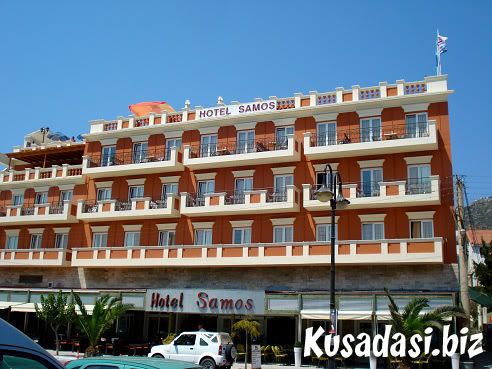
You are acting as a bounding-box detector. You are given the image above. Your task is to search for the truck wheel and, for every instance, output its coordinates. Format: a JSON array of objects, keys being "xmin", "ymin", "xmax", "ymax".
[
  {"xmin": 200, "ymin": 357, "xmax": 216, "ymax": 369},
  {"xmin": 152, "ymin": 354, "xmax": 164, "ymax": 358}
]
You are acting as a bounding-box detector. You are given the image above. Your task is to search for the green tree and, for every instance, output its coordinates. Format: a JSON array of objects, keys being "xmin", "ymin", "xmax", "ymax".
[
  {"xmin": 34, "ymin": 290, "xmax": 75, "ymax": 356},
  {"xmin": 73, "ymin": 293, "xmax": 131, "ymax": 357},
  {"xmin": 232, "ymin": 317, "xmax": 261, "ymax": 369},
  {"xmin": 385, "ymin": 288, "xmax": 464, "ymax": 369},
  {"xmin": 474, "ymin": 241, "xmax": 492, "ymax": 296}
]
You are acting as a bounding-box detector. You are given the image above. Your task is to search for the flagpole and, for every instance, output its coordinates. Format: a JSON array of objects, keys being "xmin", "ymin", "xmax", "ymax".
[{"xmin": 436, "ymin": 29, "xmax": 441, "ymax": 76}]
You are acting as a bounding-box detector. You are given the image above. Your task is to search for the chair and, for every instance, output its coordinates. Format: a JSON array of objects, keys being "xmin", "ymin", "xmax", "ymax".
[
  {"xmin": 412, "ymin": 354, "xmax": 431, "ymax": 369},
  {"xmin": 272, "ymin": 346, "xmax": 288, "ymax": 364},
  {"xmin": 261, "ymin": 345, "xmax": 272, "ymax": 363},
  {"xmin": 388, "ymin": 355, "xmax": 402, "ymax": 369}
]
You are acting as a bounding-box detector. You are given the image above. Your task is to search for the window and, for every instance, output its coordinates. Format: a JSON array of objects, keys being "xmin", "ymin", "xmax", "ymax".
[
  {"xmin": 360, "ymin": 118, "xmax": 381, "ymax": 142},
  {"xmin": 124, "ymin": 231, "xmax": 140, "ymax": 247},
  {"xmin": 234, "ymin": 177, "xmax": 253, "ymax": 203},
  {"xmin": 30, "ymin": 234, "xmax": 43, "ymax": 249},
  {"xmin": 132, "ymin": 142, "xmax": 148, "ymax": 163},
  {"xmin": 276, "ymin": 126, "xmax": 294, "ymax": 148},
  {"xmin": 13, "ymin": 194, "xmax": 24, "ymax": 206},
  {"xmin": 410, "ymin": 220, "xmax": 434, "ymax": 238},
  {"xmin": 35, "ymin": 192, "xmax": 48, "ymax": 205},
  {"xmin": 316, "ymin": 224, "xmax": 338, "ymax": 241},
  {"xmin": 55, "ymin": 233, "xmax": 69, "ymax": 249},
  {"xmin": 316, "ymin": 171, "xmax": 337, "ymax": 190},
  {"xmin": 360, "ymin": 168, "xmax": 383, "ymax": 197},
  {"xmin": 407, "ymin": 164, "xmax": 431, "ymax": 194},
  {"xmin": 198, "ymin": 180, "xmax": 215, "ymax": 196},
  {"xmin": 60, "ymin": 190, "xmax": 73, "ymax": 202},
  {"xmin": 97, "ymin": 188, "xmax": 112, "ymax": 201},
  {"xmin": 233, "ymin": 228, "xmax": 252, "ymax": 244},
  {"xmin": 200, "ymin": 134, "xmax": 217, "ymax": 157},
  {"xmin": 0, "ymin": 352, "xmax": 55, "ymax": 369},
  {"xmin": 101, "ymin": 145, "xmax": 116, "ymax": 166},
  {"xmin": 273, "ymin": 175, "xmax": 293, "ymax": 202},
  {"xmin": 195, "ymin": 229, "xmax": 212, "ymax": 245},
  {"xmin": 174, "ymin": 333, "xmax": 196, "ymax": 346},
  {"xmin": 162, "ymin": 183, "xmax": 179, "ymax": 198},
  {"xmin": 158, "ymin": 230, "xmax": 176, "ymax": 246},
  {"xmin": 237, "ymin": 130, "xmax": 255, "ymax": 154},
  {"xmin": 406, "ymin": 113, "xmax": 428, "ymax": 138},
  {"xmin": 128, "ymin": 185, "xmax": 144, "ymax": 200},
  {"xmin": 317, "ymin": 122, "xmax": 337, "ymax": 146},
  {"xmin": 6, "ymin": 235, "xmax": 18, "ymax": 249},
  {"xmin": 273, "ymin": 226, "xmax": 293, "ymax": 243},
  {"xmin": 200, "ymin": 338, "xmax": 209, "ymax": 346},
  {"xmin": 166, "ymin": 138, "xmax": 182, "ymax": 159},
  {"xmin": 92, "ymin": 233, "xmax": 108, "ymax": 248},
  {"xmin": 362, "ymin": 223, "xmax": 385, "ymax": 240}
]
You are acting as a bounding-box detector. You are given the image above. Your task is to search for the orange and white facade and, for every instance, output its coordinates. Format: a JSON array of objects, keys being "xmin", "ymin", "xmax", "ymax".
[{"xmin": 0, "ymin": 75, "xmax": 459, "ymax": 340}]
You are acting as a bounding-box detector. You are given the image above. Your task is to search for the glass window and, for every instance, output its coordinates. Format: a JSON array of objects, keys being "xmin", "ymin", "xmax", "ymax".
[
  {"xmin": 237, "ymin": 130, "xmax": 255, "ymax": 154},
  {"xmin": 13, "ymin": 194, "xmax": 24, "ymax": 206},
  {"xmin": 166, "ymin": 138, "xmax": 182, "ymax": 159},
  {"xmin": 158, "ymin": 230, "xmax": 176, "ymax": 246},
  {"xmin": 273, "ymin": 226, "xmax": 293, "ymax": 243},
  {"xmin": 200, "ymin": 338, "xmax": 209, "ymax": 346},
  {"xmin": 234, "ymin": 178, "xmax": 253, "ymax": 203},
  {"xmin": 174, "ymin": 333, "xmax": 196, "ymax": 346},
  {"xmin": 316, "ymin": 170, "xmax": 337, "ymax": 190},
  {"xmin": 132, "ymin": 142, "xmax": 148, "ymax": 163},
  {"xmin": 406, "ymin": 113, "xmax": 428, "ymax": 138},
  {"xmin": 128, "ymin": 185, "xmax": 144, "ymax": 200},
  {"xmin": 55, "ymin": 233, "xmax": 69, "ymax": 249},
  {"xmin": 360, "ymin": 168, "xmax": 383, "ymax": 197},
  {"xmin": 233, "ymin": 228, "xmax": 252, "ymax": 244},
  {"xmin": 29, "ymin": 234, "xmax": 43, "ymax": 249},
  {"xmin": 195, "ymin": 229, "xmax": 212, "ymax": 245},
  {"xmin": 6, "ymin": 235, "xmax": 19, "ymax": 249},
  {"xmin": 317, "ymin": 122, "xmax": 336, "ymax": 146},
  {"xmin": 59, "ymin": 190, "xmax": 73, "ymax": 202},
  {"xmin": 276, "ymin": 126, "xmax": 294, "ymax": 148},
  {"xmin": 316, "ymin": 224, "xmax": 338, "ymax": 241},
  {"xmin": 162, "ymin": 183, "xmax": 179, "ymax": 198},
  {"xmin": 410, "ymin": 220, "xmax": 434, "ymax": 238},
  {"xmin": 97, "ymin": 188, "xmax": 112, "ymax": 201},
  {"xmin": 0, "ymin": 353, "xmax": 54, "ymax": 369},
  {"xmin": 362, "ymin": 223, "xmax": 385, "ymax": 240},
  {"xmin": 35, "ymin": 192, "xmax": 48, "ymax": 204},
  {"xmin": 407, "ymin": 164, "xmax": 431, "ymax": 194},
  {"xmin": 101, "ymin": 145, "xmax": 116, "ymax": 166},
  {"xmin": 198, "ymin": 180, "xmax": 215, "ymax": 195},
  {"xmin": 200, "ymin": 134, "xmax": 217, "ymax": 157},
  {"xmin": 274, "ymin": 175, "xmax": 293, "ymax": 192},
  {"xmin": 124, "ymin": 231, "xmax": 140, "ymax": 247},
  {"xmin": 92, "ymin": 233, "xmax": 108, "ymax": 248},
  {"xmin": 360, "ymin": 118, "xmax": 381, "ymax": 142}
]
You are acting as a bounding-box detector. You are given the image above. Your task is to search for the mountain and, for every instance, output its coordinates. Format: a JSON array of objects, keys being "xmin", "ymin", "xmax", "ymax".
[{"xmin": 465, "ymin": 197, "xmax": 492, "ymax": 229}]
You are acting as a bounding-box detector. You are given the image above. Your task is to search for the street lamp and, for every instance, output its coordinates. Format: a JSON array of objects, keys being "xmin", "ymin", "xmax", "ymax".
[{"xmin": 313, "ymin": 164, "xmax": 350, "ymax": 367}]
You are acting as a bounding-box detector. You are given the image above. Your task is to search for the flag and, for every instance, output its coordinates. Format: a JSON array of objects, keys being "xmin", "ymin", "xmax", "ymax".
[
  {"xmin": 437, "ymin": 33, "xmax": 448, "ymax": 55},
  {"xmin": 129, "ymin": 101, "xmax": 175, "ymax": 116}
]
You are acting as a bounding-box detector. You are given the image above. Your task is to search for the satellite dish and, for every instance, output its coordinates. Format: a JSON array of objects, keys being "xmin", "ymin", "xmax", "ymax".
[{"xmin": 76, "ymin": 134, "xmax": 84, "ymax": 141}]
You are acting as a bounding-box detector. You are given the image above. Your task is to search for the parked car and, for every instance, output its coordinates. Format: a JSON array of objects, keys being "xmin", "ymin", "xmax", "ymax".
[
  {"xmin": 0, "ymin": 317, "xmax": 65, "ymax": 369},
  {"xmin": 149, "ymin": 332, "xmax": 236, "ymax": 369},
  {"xmin": 65, "ymin": 357, "xmax": 202, "ymax": 369}
]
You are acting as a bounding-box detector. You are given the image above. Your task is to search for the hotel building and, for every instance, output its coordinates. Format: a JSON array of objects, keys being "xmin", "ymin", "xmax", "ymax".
[{"xmin": 0, "ymin": 75, "xmax": 459, "ymax": 344}]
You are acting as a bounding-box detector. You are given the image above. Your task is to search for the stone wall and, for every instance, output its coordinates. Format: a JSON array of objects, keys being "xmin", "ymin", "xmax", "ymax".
[{"xmin": 0, "ymin": 264, "xmax": 459, "ymax": 292}]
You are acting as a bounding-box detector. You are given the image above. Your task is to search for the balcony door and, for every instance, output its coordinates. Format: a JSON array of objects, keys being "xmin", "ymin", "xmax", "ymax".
[
  {"xmin": 197, "ymin": 180, "xmax": 215, "ymax": 206},
  {"xmin": 360, "ymin": 118, "xmax": 381, "ymax": 142},
  {"xmin": 406, "ymin": 113, "xmax": 428, "ymax": 138},
  {"xmin": 101, "ymin": 145, "xmax": 116, "ymax": 166},
  {"xmin": 361, "ymin": 168, "xmax": 382, "ymax": 197},
  {"xmin": 166, "ymin": 138, "xmax": 182, "ymax": 159},
  {"xmin": 237, "ymin": 130, "xmax": 255, "ymax": 154},
  {"xmin": 317, "ymin": 122, "xmax": 336, "ymax": 146},
  {"xmin": 276, "ymin": 126, "xmax": 294, "ymax": 149},
  {"xmin": 200, "ymin": 134, "xmax": 217, "ymax": 157},
  {"xmin": 132, "ymin": 142, "xmax": 148, "ymax": 164},
  {"xmin": 407, "ymin": 164, "xmax": 431, "ymax": 194},
  {"xmin": 234, "ymin": 177, "xmax": 253, "ymax": 203}
]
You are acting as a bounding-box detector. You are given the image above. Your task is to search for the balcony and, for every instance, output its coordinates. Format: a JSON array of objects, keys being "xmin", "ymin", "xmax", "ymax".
[
  {"xmin": 0, "ymin": 164, "xmax": 84, "ymax": 188},
  {"xmin": 0, "ymin": 201, "xmax": 76, "ymax": 225},
  {"xmin": 76, "ymin": 194, "xmax": 180, "ymax": 221},
  {"xmin": 303, "ymin": 176, "xmax": 440, "ymax": 210},
  {"xmin": 0, "ymin": 248, "xmax": 71, "ymax": 267},
  {"xmin": 303, "ymin": 121, "xmax": 438, "ymax": 159},
  {"xmin": 183, "ymin": 135, "xmax": 300, "ymax": 170},
  {"xmin": 180, "ymin": 185, "xmax": 300, "ymax": 216},
  {"xmin": 82, "ymin": 147, "xmax": 183, "ymax": 178},
  {"xmin": 70, "ymin": 237, "xmax": 443, "ymax": 268}
]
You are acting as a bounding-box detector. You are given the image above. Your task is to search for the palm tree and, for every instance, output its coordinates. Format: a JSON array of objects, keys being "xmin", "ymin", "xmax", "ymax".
[
  {"xmin": 232, "ymin": 317, "xmax": 261, "ymax": 369},
  {"xmin": 385, "ymin": 288, "xmax": 464, "ymax": 369},
  {"xmin": 34, "ymin": 290, "xmax": 75, "ymax": 355},
  {"xmin": 72, "ymin": 292, "xmax": 131, "ymax": 357}
]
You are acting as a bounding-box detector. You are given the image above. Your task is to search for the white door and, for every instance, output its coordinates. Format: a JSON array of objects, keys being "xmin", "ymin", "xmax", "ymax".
[{"xmin": 168, "ymin": 333, "xmax": 197, "ymax": 361}]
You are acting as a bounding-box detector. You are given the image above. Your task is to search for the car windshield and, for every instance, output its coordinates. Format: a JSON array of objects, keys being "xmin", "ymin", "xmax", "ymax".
[{"xmin": 220, "ymin": 334, "xmax": 232, "ymax": 344}]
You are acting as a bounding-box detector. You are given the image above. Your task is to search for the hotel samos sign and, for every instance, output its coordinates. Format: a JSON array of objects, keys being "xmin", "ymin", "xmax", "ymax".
[
  {"xmin": 145, "ymin": 288, "xmax": 265, "ymax": 315},
  {"xmin": 196, "ymin": 100, "xmax": 276, "ymax": 120}
]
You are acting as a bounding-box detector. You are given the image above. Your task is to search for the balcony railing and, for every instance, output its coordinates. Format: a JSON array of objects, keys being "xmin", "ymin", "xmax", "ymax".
[
  {"xmin": 181, "ymin": 185, "xmax": 300, "ymax": 216},
  {"xmin": 77, "ymin": 194, "xmax": 179, "ymax": 221},
  {"xmin": 304, "ymin": 120, "xmax": 438, "ymax": 159},
  {"xmin": 0, "ymin": 201, "xmax": 76, "ymax": 225},
  {"xmin": 0, "ymin": 248, "xmax": 72, "ymax": 267},
  {"xmin": 189, "ymin": 137, "xmax": 289, "ymax": 159},
  {"xmin": 304, "ymin": 176, "xmax": 440, "ymax": 210},
  {"xmin": 71, "ymin": 237, "xmax": 444, "ymax": 268},
  {"xmin": 0, "ymin": 164, "xmax": 83, "ymax": 187}
]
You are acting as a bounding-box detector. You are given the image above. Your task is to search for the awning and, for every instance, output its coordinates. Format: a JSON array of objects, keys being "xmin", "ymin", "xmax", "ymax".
[
  {"xmin": 11, "ymin": 303, "xmax": 95, "ymax": 314},
  {"xmin": 0, "ymin": 301, "xmax": 24, "ymax": 310},
  {"xmin": 469, "ymin": 287, "xmax": 492, "ymax": 308},
  {"xmin": 301, "ymin": 309, "xmax": 373, "ymax": 320}
]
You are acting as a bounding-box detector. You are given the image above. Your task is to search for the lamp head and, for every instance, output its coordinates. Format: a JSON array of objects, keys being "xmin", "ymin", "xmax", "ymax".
[
  {"xmin": 336, "ymin": 179, "xmax": 350, "ymax": 209},
  {"xmin": 314, "ymin": 185, "xmax": 334, "ymax": 203}
]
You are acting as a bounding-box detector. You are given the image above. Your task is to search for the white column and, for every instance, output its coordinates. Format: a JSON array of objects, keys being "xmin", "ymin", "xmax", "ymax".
[
  {"xmin": 309, "ymin": 91, "xmax": 318, "ymax": 106},
  {"xmin": 379, "ymin": 81, "xmax": 387, "ymax": 98},
  {"xmin": 352, "ymin": 85, "xmax": 360, "ymax": 102},
  {"xmin": 396, "ymin": 80, "xmax": 405, "ymax": 96}
]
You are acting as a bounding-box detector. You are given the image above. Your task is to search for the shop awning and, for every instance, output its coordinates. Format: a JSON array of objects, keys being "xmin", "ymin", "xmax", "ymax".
[
  {"xmin": 301, "ymin": 309, "xmax": 373, "ymax": 320},
  {"xmin": 469, "ymin": 287, "xmax": 492, "ymax": 308},
  {"xmin": 0, "ymin": 301, "xmax": 24, "ymax": 310},
  {"xmin": 11, "ymin": 303, "xmax": 95, "ymax": 314}
]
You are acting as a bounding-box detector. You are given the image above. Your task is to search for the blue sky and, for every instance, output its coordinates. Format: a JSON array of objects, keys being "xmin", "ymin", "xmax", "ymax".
[{"xmin": 0, "ymin": 0, "xmax": 490, "ymax": 200}]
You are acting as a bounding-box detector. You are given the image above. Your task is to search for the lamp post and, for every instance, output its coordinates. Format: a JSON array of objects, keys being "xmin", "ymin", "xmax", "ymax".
[{"xmin": 313, "ymin": 164, "xmax": 350, "ymax": 368}]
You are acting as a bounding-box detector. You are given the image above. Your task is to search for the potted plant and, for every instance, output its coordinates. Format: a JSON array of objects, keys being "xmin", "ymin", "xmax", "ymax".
[{"xmin": 294, "ymin": 341, "xmax": 303, "ymax": 367}]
